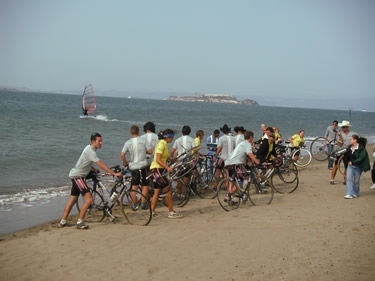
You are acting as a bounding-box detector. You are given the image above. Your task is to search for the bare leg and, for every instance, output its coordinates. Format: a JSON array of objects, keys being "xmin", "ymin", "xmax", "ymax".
[
  {"xmin": 61, "ymin": 195, "xmax": 78, "ymax": 221},
  {"xmin": 151, "ymin": 188, "xmax": 160, "ymax": 213},
  {"xmin": 78, "ymin": 192, "xmax": 93, "ymax": 220},
  {"xmin": 163, "ymin": 186, "xmax": 174, "ymax": 212}
]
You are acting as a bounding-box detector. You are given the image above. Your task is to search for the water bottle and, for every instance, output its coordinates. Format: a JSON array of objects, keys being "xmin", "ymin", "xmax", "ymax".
[
  {"xmin": 110, "ymin": 191, "xmax": 118, "ymax": 202},
  {"xmin": 243, "ymin": 178, "xmax": 249, "ymax": 187}
]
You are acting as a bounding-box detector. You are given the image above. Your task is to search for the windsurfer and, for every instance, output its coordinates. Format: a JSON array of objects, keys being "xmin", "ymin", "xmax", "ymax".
[{"xmin": 82, "ymin": 106, "xmax": 88, "ymax": 116}]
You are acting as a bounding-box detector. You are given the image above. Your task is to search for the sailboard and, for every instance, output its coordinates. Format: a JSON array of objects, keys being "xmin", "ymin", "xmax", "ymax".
[{"xmin": 80, "ymin": 84, "xmax": 96, "ymax": 118}]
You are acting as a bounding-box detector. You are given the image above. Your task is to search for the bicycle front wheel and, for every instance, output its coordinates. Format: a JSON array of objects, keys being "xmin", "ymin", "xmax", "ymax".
[
  {"xmin": 76, "ymin": 190, "xmax": 106, "ymax": 223},
  {"xmin": 170, "ymin": 178, "xmax": 190, "ymax": 207},
  {"xmin": 310, "ymin": 137, "xmax": 329, "ymax": 161},
  {"xmin": 338, "ymin": 154, "xmax": 346, "ymax": 175},
  {"xmin": 121, "ymin": 190, "xmax": 152, "ymax": 226},
  {"xmin": 292, "ymin": 148, "xmax": 312, "ymax": 168},
  {"xmin": 246, "ymin": 177, "xmax": 274, "ymax": 206},
  {"xmin": 271, "ymin": 167, "xmax": 299, "ymax": 194},
  {"xmin": 195, "ymin": 172, "xmax": 217, "ymax": 199},
  {"xmin": 217, "ymin": 178, "xmax": 241, "ymax": 212}
]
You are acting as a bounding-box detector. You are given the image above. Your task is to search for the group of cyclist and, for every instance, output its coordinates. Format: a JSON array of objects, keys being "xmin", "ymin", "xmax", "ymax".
[{"xmin": 59, "ymin": 118, "xmax": 372, "ymax": 229}]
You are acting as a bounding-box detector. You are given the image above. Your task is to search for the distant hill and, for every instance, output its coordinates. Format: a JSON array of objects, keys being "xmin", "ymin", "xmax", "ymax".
[{"xmin": 168, "ymin": 93, "xmax": 259, "ymax": 106}]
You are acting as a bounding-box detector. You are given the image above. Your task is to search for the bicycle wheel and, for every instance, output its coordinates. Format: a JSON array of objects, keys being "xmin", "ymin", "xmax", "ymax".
[
  {"xmin": 338, "ymin": 154, "xmax": 346, "ymax": 175},
  {"xmin": 217, "ymin": 178, "xmax": 241, "ymax": 212},
  {"xmin": 195, "ymin": 172, "xmax": 217, "ymax": 199},
  {"xmin": 170, "ymin": 178, "xmax": 190, "ymax": 207},
  {"xmin": 76, "ymin": 190, "xmax": 106, "ymax": 222},
  {"xmin": 310, "ymin": 137, "xmax": 329, "ymax": 161},
  {"xmin": 121, "ymin": 190, "xmax": 152, "ymax": 226},
  {"xmin": 170, "ymin": 153, "xmax": 199, "ymax": 180},
  {"xmin": 246, "ymin": 176, "xmax": 274, "ymax": 206},
  {"xmin": 292, "ymin": 148, "xmax": 312, "ymax": 168},
  {"xmin": 271, "ymin": 167, "xmax": 299, "ymax": 194}
]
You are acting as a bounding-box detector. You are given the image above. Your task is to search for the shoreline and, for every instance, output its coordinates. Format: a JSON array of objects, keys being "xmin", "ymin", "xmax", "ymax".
[{"xmin": 1, "ymin": 152, "xmax": 375, "ymax": 280}]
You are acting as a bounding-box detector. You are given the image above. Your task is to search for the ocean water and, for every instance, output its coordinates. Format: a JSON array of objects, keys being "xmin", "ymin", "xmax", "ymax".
[{"xmin": 1, "ymin": 90, "xmax": 374, "ymax": 234}]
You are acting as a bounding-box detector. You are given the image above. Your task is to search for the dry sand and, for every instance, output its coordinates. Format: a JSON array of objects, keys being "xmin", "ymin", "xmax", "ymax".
[{"xmin": 1, "ymin": 155, "xmax": 375, "ymax": 281}]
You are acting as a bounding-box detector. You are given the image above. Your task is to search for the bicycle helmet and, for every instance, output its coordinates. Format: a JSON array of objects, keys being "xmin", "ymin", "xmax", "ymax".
[{"xmin": 272, "ymin": 158, "xmax": 282, "ymax": 167}]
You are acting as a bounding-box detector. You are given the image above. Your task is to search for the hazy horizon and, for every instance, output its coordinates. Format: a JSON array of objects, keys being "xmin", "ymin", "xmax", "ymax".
[{"xmin": 1, "ymin": 0, "xmax": 374, "ymax": 110}]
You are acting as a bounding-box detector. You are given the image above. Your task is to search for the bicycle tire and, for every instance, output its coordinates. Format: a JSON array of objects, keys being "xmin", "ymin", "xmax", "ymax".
[
  {"xmin": 310, "ymin": 137, "xmax": 329, "ymax": 161},
  {"xmin": 217, "ymin": 178, "xmax": 241, "ymax": 212},
  {"xmin": 76, "ymin": 189, "xmax": 106, "ymax": 222},
  {"xmin": 246, "ymin": 176, "xmax": 274, "ymax": 206},
  {"xmin": 271, "ymin": 167, "xmax": 299, "ymax": 194},
  {"xmin": 195, "ymin": 172, "xmax": 217, "ymax": 199},
  {"xmin": 337, "ymin": 154, "xmax": 346, "ymax": 176},
  {"xmin": 170, "ymin": 153, "xmax": 199, "ymax": 180},
  {"xmin": 170, "ymin": 178, "xmax": 190, "ymax": 207},
  {"xmin": 292, "ymin": 148, "xmax": 312, "ymax": 168},
  {"xmin": 121, "ymin": 190, "xmax": 152, "ymax": 226}
]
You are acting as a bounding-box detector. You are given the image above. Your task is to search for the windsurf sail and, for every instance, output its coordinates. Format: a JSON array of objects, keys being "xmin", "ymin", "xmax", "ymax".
[{"xmin": 82, "ymin": 84, "xmax": 96, "ymax": 115}]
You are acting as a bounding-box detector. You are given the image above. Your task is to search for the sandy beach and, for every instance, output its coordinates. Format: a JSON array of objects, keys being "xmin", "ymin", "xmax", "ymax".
[{"xmin": 1, "ymin": 154, "xmax": 375, "ymax": 281}]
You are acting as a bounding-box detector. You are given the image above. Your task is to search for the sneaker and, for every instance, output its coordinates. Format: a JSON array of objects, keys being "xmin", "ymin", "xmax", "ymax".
[
  {"xmin": 140, "ymin": 203, "xmax": 148, "ymax": 210},
  {"xmin": 343, "ymin": 181, "xmax": 346, "ymax": 185},
  {"xmin": 224, "ymin": 195, "xmax": 230, "ymax": 203},
  {"xmin": 352, "ymin": 194, "xmax": 359, "ymax": 198},
  {"xmin": 76, "ymin": 221, "xmax": 89, "ymax": 229},
  {"xmin": 152, "ymin": 212, "xmax": 159, "ymax": 218},
  {"xmin": 370, "ymin": 184, "xmax": 375, "ymax": 190},
  {"xmin": 344, "ymin": 195, "xmax": 354, "ymax": 199},
  {"xmin": 58, "ymin": 222, "xmax": 73, "ymax": 228},
  {"xmin": 131, "ymin": 204, "xmax": 139, "ymax": 211},
  {"xmin": 330, "ymin": 180, "xmax": 335, "ymax": 185},
  {"xmin": 168, "ymin": 211, "xmax": 183, "ymax": 219}
]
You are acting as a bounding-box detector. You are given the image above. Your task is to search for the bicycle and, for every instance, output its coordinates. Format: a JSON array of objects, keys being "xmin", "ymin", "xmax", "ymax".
[
  {"xmin": 255, "ymin": 159, "xmax": 299, "ymax": 194},
  {"xmin": 217, "ymin": 164, "xmax": 274, "ymax": 212},
  {"xmin": 276, "ymin": 141, "xmax": 312, "ymax": 168},
  {"xmin": 309, "ymin": 135, "xmax": 341, "ymax": 162},
  {"xmin": 76, "ymin": 166, "xmax": 152, "ymax": 226}
]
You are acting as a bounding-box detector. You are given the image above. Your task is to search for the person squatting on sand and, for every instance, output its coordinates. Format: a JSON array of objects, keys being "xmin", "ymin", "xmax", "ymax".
[{"xmin": 59, "ymin": 133, "xmax": 123, "ymax": 229}]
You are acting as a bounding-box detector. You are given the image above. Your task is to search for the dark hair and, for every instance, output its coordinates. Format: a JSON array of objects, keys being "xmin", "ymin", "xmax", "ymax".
[
  {"xmin": 244, "ymin": 130, "xmax": 254, "ymax": 139},
  {"xmin": 333, "ymin": 120, "xmax": 338, "ymax": 125},
  {"xmin": 158, "ymin": 129, "xmax": 175, "ymax": 140},
  {"xmin": 352, "ymin": 134, "xmax": 367, "ymax": 147},
  {"xmin": 182, "ymin": 125, "xmax": 191, "ymax": 135},
  {"xmin": 90, "ymin": 132, "xmax": 101, "ymax": 142},
  {"xmin": 234, "ymin": 126, "xmax": 245, "ymax": 133},
  {"xmin": 265, "ymin": 127, "xmax": 274, "ymax": 133},
  {"xmin": 213, "ymin": 129, "xmax": 220, "ymax": 135},
  {"xmin": 130, "ymin": 125, "xmax": 139, "ymax": 135},
  {"xmin": 143, "ymin": 121, "xmax": 156, "ymax": 133}
]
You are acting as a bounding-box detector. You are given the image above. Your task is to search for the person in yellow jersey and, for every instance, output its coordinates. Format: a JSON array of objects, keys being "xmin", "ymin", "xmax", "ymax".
[
  {"xmin": 289, "ymin": 130, "xmax": 305, "ymax": 161},
  {"xmin": 150, "ymin": 129, "xmax": 183, "ymax": 219}
]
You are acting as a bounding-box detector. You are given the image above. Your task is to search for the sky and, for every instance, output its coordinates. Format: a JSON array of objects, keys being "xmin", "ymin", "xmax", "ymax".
[{"xmin": 1, "ymin": 0, "xmax": 374, "ymax": 109}]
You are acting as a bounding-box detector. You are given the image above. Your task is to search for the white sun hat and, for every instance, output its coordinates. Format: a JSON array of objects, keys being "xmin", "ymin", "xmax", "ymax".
[{"xmin": 338, "ymin": 120, "xmax": 352, "ymax": 127}]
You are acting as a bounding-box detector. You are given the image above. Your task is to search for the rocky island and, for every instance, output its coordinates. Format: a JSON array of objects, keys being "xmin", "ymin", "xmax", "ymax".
[{"xmin": 168, "ymin": 93, "xmax": 259, "ymax": 105}]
